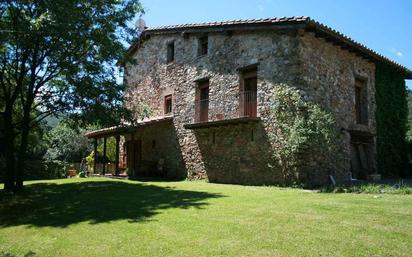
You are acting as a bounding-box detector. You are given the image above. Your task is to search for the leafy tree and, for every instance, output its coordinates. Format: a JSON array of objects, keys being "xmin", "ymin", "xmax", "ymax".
[
  {"xmin": 44, "ymin": 122, "xmax": 99, "ymax": 163},
  {"xmin": 0, "ymin": 0, "xmax": 142, "ymax": 192},
  {"xmin": 269, "ymin": 84, "xmax": 338, "ymax": 185}
]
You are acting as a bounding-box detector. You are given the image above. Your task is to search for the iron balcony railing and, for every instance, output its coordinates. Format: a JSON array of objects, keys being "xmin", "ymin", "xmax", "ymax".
[{"xmin": 193, "ymin": 91, "xmax": 257, "ymax": 123}]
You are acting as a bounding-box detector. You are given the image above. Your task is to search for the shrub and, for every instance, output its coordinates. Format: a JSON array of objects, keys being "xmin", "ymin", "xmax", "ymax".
[
  {"xmin": 320, "ymin": 181, "xmax": 412, "ymax": 195},
  {"xmin": 269, "ymin": 84, "xmax": 338, "ymax": 185}
]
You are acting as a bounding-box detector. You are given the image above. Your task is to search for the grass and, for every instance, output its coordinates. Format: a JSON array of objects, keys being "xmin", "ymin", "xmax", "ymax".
[
  {"xmin": 0, "ymin": 178, "xmax": 411, "ymax": 257},
  {"xmin": 320, "ymin": 180, "xmax": 412, "ymax": 194}
]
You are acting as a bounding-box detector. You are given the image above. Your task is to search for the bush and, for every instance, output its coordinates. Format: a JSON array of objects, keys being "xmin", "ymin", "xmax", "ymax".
[
  {"xmin": 269, "ymin": 84, "xmax": 338, "ymax": 185},
  {"xmin": 320, "ymin": 181, "xmax": 412, "ymax": 195},
  {"xmin": 24, "ymin": 160, "xmax": 67, "ymax": 180}
]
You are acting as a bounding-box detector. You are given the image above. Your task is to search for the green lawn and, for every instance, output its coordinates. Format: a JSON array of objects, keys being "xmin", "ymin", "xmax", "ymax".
[{"xmin": 0, "ymin": 178, "xmax": 411, "ymax": 257}]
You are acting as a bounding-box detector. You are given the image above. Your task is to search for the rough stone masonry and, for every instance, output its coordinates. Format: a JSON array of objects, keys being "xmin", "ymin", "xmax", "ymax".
[{"xmin": 121, "ymin": 17, "xmax": 402, "ymax": 186}]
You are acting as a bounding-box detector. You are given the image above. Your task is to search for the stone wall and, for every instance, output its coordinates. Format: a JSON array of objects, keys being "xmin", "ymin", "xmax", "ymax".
[
  {"xmin": 124, "ymin": 28, "xmax": 377, "ymax": 186},
  {"xmin": 125, "ymin": 30, "xmax": 299, "ymax": 183},
  {"xmin": 193, "ymin": 122, "xmax": 282, "ymax": 185},
  {"xmin": 297, "ymin": 31, "xmax": 376, "ymax": 184}
]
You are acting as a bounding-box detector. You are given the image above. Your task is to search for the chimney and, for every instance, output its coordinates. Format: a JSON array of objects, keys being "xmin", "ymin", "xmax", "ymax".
[{"xmin": 135, "ymin": 17, "xmax": 146, "ymax": 33}]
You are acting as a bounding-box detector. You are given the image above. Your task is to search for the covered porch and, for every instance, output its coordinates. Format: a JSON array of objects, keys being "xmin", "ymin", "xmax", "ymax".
[{"xmin": 84, "ymin": 116, "xmax": 174, "ymax": 178}]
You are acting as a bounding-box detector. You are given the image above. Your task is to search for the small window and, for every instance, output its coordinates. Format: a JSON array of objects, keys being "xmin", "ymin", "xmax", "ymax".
[
  {"xmin": 250, "ymin": 129, "xmax": 254, "ymax": 142},
  {"xmin": 164, "ymin": 94, "xmax": 172, "ymax": 114},
  {"xmin": 198, "ymin": 36, "xmax": 208, "ymax": 56},
  {"xmin": 355, "ymin": 79, "xmax": 368, "ymax": 125},
  {"xmin": 152, "ymin": 140, "xmax": 156, "ymax": 149},
  {"xmin": 167, "ymin": 42, "xmax": 174, "ymax": 63}
]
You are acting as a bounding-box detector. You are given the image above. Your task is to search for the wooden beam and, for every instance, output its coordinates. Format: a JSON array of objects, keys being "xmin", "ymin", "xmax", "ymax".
[
  {"xmin": 93, "ymin": 138, "xmax": 98, "ymax": 174},
  {"xmin": 102, "ymin": 136, "xmax": 107, "ymax": 175},
  {"xmin": 115, "ymin": 135, "xmax": 120, "ymax": 176}
]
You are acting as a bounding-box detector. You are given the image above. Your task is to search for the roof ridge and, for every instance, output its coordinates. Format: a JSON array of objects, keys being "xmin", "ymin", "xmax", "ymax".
[{"xmin": 146, "ymin": 16, "xmax": 310, "ymax": 31}]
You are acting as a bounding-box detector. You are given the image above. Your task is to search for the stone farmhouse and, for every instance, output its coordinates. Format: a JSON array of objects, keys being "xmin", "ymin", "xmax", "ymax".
[{"xmin": 86, "ymin": 16, "xmax": 412, "ymax": 186}]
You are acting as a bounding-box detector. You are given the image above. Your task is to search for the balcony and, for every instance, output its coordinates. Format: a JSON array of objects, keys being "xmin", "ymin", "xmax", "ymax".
[{"xmin": 184, "ymin": 91, "xmax": 260, "ymax": 129}]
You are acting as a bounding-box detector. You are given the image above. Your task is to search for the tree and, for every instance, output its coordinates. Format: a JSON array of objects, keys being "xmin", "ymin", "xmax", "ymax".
[
  {"xmin": 44, "ymin": 122, "xmax": 99, "ymax": 163},
  {"xmin": 269, "ymin": 84, "xmax": 338, "ymax": 185},
  {"xmin": 0, "ymin": 0, "xmax": 142, "ymax": 192}
]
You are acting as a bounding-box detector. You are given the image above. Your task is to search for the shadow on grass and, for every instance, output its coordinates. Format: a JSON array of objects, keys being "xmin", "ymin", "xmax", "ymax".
[{"xmin": 0, "ymin": 180, "xmax": 224, "ymax": 228}]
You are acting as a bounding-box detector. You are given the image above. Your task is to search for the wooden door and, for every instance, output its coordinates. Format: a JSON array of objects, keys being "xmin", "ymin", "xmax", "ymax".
[
  {"xmin": 133, "ymin": 140, "xmax": 142, "ymax": 172},
  {"xmin": 350, "ymin": 134, "xmax": 374, "ymax": 180},
  {"xmin": 126, "ymin": 140, "xmax": 141, "ymax": 176}
]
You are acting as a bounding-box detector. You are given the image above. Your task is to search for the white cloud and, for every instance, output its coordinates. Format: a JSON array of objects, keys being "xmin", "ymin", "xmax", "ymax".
[{"xmin": 390, "ymin": 47, "xmax": 404, "ymax": 58}]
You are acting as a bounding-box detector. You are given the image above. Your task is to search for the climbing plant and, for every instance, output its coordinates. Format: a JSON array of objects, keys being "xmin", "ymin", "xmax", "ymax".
[
  {"xmin": 375, "ymin": 63, "xmax": 409, "ymax": 177},
  {"xmin": 269, "ymin": 84, "xmax": 338, "ymax": 185}
]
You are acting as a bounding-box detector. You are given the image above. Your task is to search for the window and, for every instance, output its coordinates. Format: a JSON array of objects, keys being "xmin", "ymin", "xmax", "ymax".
[
  {"xmin": 355, "ymin": 78, "xmax": 368, "ymax": 125},
  {"xmin": 240, "ymin": 68, "xmax": 257, "ymax": 117},
  {"xmin": 167, "ymin": 42, "xmax": 174, "ymax": 62},
  {"xmin": 198, "ymin": 36, "xmax": 208, "ymax": 56},
  {"xmin": 164, "ymin": 94, "xmax": 172, "ymax": 114},
  {"xmin": 196, "ymin": 80, "xmax": 209, "ymax": 122}
]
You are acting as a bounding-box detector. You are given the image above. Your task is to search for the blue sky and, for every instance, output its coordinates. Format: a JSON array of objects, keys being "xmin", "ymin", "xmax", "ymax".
[{"xmin": 139, "ymin": 0, "xmax": 412, "ymax": 89}]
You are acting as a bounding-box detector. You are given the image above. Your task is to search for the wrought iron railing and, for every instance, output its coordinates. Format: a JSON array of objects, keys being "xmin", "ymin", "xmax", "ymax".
[{"xmin": 193, "ymin": 91, "xmax": 257, "ymax": 123}]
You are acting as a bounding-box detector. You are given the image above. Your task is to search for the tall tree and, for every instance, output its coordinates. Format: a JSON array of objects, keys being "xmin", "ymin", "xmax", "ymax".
[{"xmin": 0, "ymin": 0, "xmax": 142, "ymax": 192}]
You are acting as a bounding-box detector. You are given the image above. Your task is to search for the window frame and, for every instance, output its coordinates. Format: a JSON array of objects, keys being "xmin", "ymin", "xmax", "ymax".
[
  {"xmin": 239, "ymin": 67, "xmax": 258, "ymax": 117},
  {"xmin": 354, "ymin": 78, "xmax": 368, "ymax": 125},
  {"xmin": 164, "ymin": 94, "xmax": 173, "ymax": 115},
  {"xmin": 166, "ymin": 41, "xmax": 175, "ymax": 63},
  {"xmin": 198, "ymin": 36, "xmax": 208, "ymax": 56}
]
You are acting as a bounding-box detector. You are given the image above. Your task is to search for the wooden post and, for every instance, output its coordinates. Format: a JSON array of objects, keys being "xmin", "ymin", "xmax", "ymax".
[
  {"xmin": 93, "ymin": 138, "xmax": 98, "ymax": 174},
  {"xmin": 102, "ymin": 136, "xmax": 107, "ymax": 175},
  {"xmin": 115, "ymin": 135, "xmax": 120, "ymax": 176}
]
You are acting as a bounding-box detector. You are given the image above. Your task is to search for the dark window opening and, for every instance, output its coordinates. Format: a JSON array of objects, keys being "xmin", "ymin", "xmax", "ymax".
[
  {"xmin": 240, "ymin": 68, "xmax": 257, "ymax": 117},
  {"xmin": 196, "ymin": 80, "xmax": 209, "ymax": 122},
  {"xmin": 198, "ymin": 36, "xmax": 208, "ymax": 56},
  {"xmin": 212, "ymin": 131, "xmax": 216, "ymax": 144},
  {"xmin": 251, "ymin": 129, "xmax": 254, "ymax": 142},
  {"xmin": 355, "ymin": 79, "xmax": 368, "ymax": 125},
  {"xmin": 167, "ymin": 42, "xmax": 175, "ymax": 63},
  {"xmin": 152, "ymin": 140, "xmax": 156, "ymax": 149},
  {"xmin": 164, "ymin": 94, "xmax": 172, "ymax": 114}
]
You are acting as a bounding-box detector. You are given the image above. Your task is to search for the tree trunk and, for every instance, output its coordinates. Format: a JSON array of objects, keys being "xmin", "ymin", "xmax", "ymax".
[
  {"xmin": 15, "ymin": 102, "xmax": 32, "ymax": 192},
  {"xmin": 3, "ymin": 105, "xmax": 16, "ymax": 192}
]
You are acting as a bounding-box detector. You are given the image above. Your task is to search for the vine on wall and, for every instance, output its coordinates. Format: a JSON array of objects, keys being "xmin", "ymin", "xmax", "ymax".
[{"xmin": 375, "ymin": 63, "xmax": 408, "ymax": 177}]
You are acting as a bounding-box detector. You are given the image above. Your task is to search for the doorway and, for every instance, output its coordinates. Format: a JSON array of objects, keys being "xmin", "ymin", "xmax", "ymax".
[
  {"xmin": 350, "ymin": 132, "xmax": 374, "ymax": 180},
  {"xmin": 126, "ymin": 140, "xmax": 141, "ymax": 176}
]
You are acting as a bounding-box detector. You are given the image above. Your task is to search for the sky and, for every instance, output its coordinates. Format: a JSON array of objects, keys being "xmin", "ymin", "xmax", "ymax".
[{"xmin": 138, "ymin": 0, "xmax": 412, "ymax": 89}]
